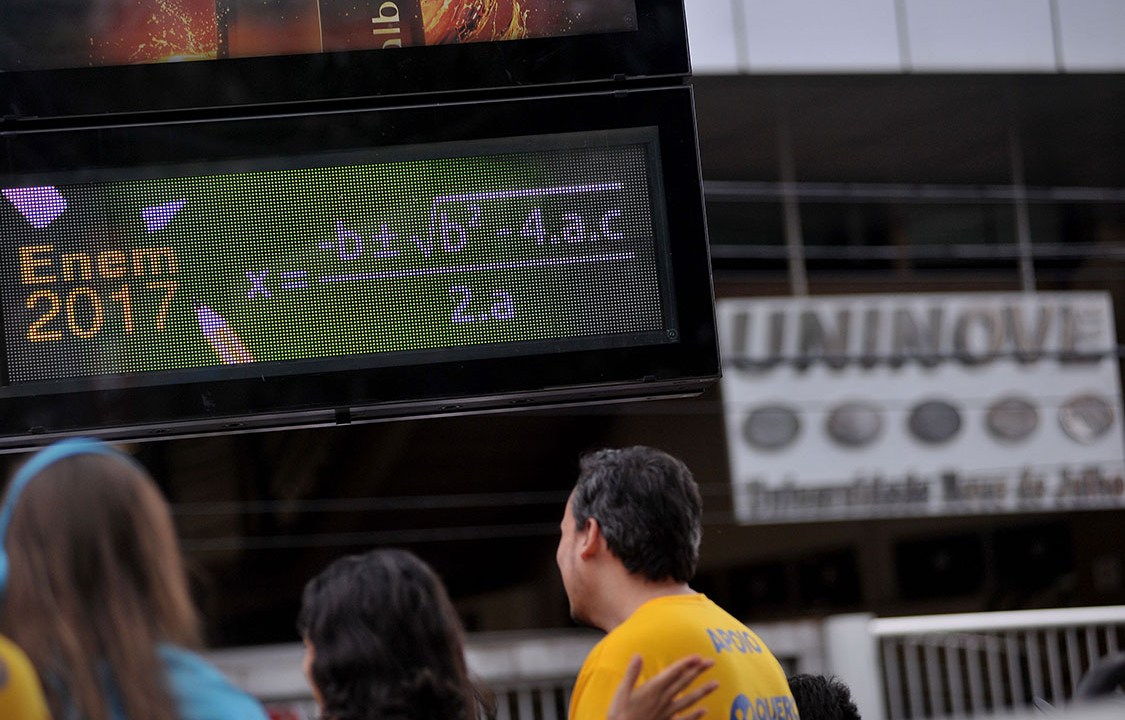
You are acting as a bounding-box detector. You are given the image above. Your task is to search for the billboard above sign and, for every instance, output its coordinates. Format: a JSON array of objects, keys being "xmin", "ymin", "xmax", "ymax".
[
  {"xmin": 0, "ymin": 0, "xmax": 689, "ymax": 119},
  {"xmin": 718, "ymin": 292, "xmax": 1125, "ymax": 523}
]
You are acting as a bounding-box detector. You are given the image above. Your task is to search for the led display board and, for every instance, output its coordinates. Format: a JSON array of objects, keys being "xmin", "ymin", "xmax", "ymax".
[
  {"xmin": 0, "ymin": 87, "xmax": 717, "ymax": 449},
  {"xmin": 0, "ymin": 0, "xmax": 690, "ymax": 119}
]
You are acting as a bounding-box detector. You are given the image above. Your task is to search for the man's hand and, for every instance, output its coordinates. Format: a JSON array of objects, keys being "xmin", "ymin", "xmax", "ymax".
[{"xmin": 607, "ymin": 654, "xmax": 719, "ymax": 720}]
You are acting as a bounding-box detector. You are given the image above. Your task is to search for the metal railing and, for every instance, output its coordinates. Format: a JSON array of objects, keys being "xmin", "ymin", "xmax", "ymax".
[
  {"xmin": 870, "ymin": 606, "xmax": 1125, "ymax": 720},
  {"xmin": 490, "ymin": 680, "xmax": 572, "ymax": 720}
]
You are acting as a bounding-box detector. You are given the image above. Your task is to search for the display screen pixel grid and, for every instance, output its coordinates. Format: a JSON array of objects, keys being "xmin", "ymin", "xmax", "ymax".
[{"xmin": 1, "ymin": 133, "xmax": 669, "ymax": 388}]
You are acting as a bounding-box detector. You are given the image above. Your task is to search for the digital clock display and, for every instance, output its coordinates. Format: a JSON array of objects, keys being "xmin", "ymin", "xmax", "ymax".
[{"xmin": 1, "ymin": 130, "xmax": 670, "ymax": 388}]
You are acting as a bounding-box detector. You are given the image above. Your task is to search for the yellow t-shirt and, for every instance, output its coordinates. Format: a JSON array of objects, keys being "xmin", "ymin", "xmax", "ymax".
[
  {"xmin": 0, "ymin": 634, "xmax": 51, "ymax": 720},
  {"xmin": 569, "ymin": 594, "xmax": 796, "ymax": 720}
]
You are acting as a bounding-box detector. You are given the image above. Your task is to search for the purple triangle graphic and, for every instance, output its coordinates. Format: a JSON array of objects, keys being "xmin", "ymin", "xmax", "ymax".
[
  {"xmin": 2, "ymin": 186, "xmax": 68, "ymax": 229},
  {"xmin": 142, "ymin": 199, "xmax": 187, "ymax": 232}
]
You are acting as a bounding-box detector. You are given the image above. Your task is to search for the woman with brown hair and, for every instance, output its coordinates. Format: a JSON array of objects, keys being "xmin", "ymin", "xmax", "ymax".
[
  {"xmin": 0, "ymin": 437, "xmax": 267, "ymax": 720},
  {"xmin": 298, "ymin": 548, "xmax": 487, "ymax": 720}
]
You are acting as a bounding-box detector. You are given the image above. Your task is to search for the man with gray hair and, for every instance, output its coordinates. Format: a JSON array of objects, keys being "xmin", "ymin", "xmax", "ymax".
[{"xmin": 557, "ymin": 445, "xmax": 795, "ymax": 720}]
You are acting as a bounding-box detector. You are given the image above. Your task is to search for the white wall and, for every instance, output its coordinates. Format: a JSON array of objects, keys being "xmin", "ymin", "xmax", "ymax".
[{"xmin": 684, "ymin": 0, "xmax": 1125, "ymax": 74}]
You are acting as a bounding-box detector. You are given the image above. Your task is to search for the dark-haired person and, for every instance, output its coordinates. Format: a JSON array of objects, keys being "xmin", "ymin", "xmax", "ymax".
[
  {"xmin": 299, "ymin": 548, "xmax": 489, "ymax": 720},
  {"xmin": 299, "ymin": 547, "xmax": 717, "ymax": 720},
  {"xmin": 0, "ymin": 437, "xmax": 268, "ymax": 720},
  {"xmin": 557, "ymin": 446, "xmax": 795, "ymax": 720},
  {"xmin": 788, "ymin": 674, "xmax": 861, "ymax": 720}
]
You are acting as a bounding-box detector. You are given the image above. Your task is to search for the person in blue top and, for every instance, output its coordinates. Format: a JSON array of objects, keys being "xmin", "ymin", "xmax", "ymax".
[{"xmin": 0, "ymin": 437, "xmax": 267, "ymax": 720}]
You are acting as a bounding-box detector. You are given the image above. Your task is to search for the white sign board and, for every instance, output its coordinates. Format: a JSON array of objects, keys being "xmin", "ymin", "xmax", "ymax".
[{"xmin": 718, "ymin": 292, "xmax": 1125, "ymax": 523}]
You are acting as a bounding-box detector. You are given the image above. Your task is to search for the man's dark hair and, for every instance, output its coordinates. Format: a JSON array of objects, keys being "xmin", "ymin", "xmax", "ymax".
[
  {"xmin": 787, "ymin": 674, "xmax": 861, "ymax": 720},
  {"xmin": 570, "ymin": 445, "xmax": 702, "ymax": 583}
]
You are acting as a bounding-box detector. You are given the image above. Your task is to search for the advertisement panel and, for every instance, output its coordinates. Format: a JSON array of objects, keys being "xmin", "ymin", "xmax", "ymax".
[
  {"xmin": 719, "ymin": 292, "xmax": 1125, "ymax": 523},
  {"xmin": 0, "ymin": 0, "xmax": 638, "ymax": 70}
]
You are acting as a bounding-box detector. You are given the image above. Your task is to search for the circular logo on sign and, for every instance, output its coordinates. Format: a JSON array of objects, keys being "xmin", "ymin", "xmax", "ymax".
[
  {"xmin": 742, "ymin": 405, "xmax": 800, "ymax": 451},
  {"xmin": 908, "ymin": 399, "xmax": 962, "ymax": 445},
  {"xmin": 985, "ymin": 396, "xmax": 1039, "ymax": 443},
  {"xmin": 1058, "ymin": 394, "xmax": 1116, "ymax": 445},
  {"xmin": 826, "ymin": 401, "xmax": 883, "ymax": 448}
]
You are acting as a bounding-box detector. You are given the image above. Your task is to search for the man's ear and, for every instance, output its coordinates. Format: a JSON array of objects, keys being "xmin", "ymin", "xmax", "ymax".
[{"xmin": 578, "ymin": 517, "xmax": 603, "ymax": 559}]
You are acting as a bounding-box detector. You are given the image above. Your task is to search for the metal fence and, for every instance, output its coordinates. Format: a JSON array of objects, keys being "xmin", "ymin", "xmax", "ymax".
[
  {"xmin": 870, "ymin": 606, "xmax": 1125, "ymax": 720},
  {"xmin": 490, "ymin": 680, "xmax": 573, "ymax": 720}
]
